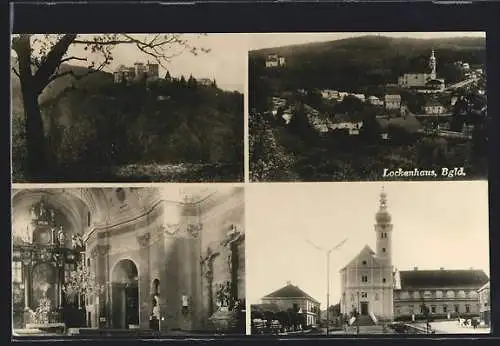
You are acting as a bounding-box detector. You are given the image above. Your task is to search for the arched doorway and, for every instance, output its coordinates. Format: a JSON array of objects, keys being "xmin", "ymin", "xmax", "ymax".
[{"xmin": 111, "ymin": 259, "xmax": 139, "ymax": 329}]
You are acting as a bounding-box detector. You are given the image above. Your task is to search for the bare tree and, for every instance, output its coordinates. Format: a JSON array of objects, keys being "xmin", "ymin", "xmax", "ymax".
[{"xmin": 11, "ymin": 34, "xmax": 209, "ymax": 180}]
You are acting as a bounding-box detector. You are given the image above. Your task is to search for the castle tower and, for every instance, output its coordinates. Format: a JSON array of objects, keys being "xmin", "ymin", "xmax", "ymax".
[
  {"xmin": 429, "ymin": 49, "xmax": 437, "ymax": 80},
  {"xmin": 375, "ymin": 188, "xmax": 393, "ymax": 267}
]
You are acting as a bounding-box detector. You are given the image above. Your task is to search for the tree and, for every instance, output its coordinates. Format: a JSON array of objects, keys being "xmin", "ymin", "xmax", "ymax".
[{"xmin": 11, "ymin": 34, "xmax": 209, "ymax": 180}]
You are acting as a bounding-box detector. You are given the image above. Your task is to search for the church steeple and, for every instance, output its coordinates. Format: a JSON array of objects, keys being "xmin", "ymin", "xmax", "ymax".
[
  {"xmin": 375, "ymin": 187, "xmax": 393, "ymax": 265},
  {"xmin": 429, "ymin": 49, "xmax": 437, "ymax": 79}
]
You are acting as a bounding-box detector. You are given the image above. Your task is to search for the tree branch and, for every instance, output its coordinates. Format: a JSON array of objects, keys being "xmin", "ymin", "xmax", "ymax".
[
  {"xmin": 60, "ymin": 56, "xmax": 88, "ymax": 64},
  {"xmin": 34, "ymin": 34, "xmax": 78, "ymax": 94},
  {"xmin": 12, "ymin": 67, "xmax": 20, "ymax": 78}
]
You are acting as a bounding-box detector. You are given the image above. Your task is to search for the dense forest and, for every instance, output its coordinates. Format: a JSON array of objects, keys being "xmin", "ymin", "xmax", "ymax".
[
  {"xmin": 249, "ymin": 36, "xmax": 488, "ymax": 182},
  {"xmin": 12, "ymin": 65, "xmax": 244, "ymax": 182}
]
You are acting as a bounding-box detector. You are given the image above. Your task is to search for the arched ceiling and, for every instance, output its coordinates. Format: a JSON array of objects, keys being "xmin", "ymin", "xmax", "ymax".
[{"xmin": 11, "ymin": 188, "xmax": 111, "ymax": 240}]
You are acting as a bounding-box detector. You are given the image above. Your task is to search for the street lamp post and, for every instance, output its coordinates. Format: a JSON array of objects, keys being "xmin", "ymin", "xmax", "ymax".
[{"xmin": 306, "ymin": 238, "xmax": 347, "ymax": 336}]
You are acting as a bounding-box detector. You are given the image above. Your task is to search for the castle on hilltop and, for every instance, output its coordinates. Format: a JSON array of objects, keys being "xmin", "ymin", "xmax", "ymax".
[{"xmin": 113, "ymin": 61, "xmax": 159, "ymax": 84}]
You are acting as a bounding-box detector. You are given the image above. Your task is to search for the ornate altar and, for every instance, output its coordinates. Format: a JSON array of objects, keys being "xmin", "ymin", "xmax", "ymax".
[{"xmin": 12, "ymin": 198, "xmax": 86, "ymax": 329}]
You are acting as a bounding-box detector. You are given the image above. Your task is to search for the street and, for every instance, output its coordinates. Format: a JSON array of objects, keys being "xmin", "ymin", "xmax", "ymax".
[{"xmin": 417, "ymin": 320, "xmax": 490, "ymax": 334}]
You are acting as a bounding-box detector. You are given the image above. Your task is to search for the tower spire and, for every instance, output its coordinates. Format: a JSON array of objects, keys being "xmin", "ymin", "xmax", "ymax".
[
  {"xmin": 429, "ymin": 49, "xmax": 437, "ymax": 79},
  {"xmin": 376, "ymin": 187, "xmax": 391, "ymax": 225}
]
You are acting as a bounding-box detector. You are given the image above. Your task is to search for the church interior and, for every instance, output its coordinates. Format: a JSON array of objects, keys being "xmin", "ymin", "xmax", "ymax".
[{"xmin": 11, "ymin": 186, "xmax": 245, "ymax": 334}]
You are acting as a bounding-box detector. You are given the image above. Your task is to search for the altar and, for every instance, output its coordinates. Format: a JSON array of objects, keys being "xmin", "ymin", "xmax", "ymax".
[{"xmin": 12, "ymin": 198, "xmax": 86, "ymax": 329}]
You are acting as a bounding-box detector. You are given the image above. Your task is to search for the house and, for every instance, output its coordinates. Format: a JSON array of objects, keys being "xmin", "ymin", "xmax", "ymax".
[
  {"xmin": 198, "ymin": 78, "xmax": 213, "ymax": 86},
  {"xmin": 265, "ymin": 54, "xmax": 286, "ymax": 68},
  {"xmin": 384, "ymin": 94, "xmax": 401, "ymax": 110},
  {"xmin": 261, "ymin": 282, "xmax": 321, "ymax": 327},
  {"xmin": 394, "ymin": 268, "xmax": 488, "ymax": 319},
  {"xmin": 423, "ymin": 100, "xmax": 447, "ymax": 115},
  {"xmin": 321, "ymin": 89, "xmax": 339, "ymax": 101},
  {"xmin": 425, "ymin": 79, "xmax": 446, "ymax": 92},
  {"xmin": 330, "ymin": 114, "xmax": 363, "ymax": 135},
  {"xmin": 367, "ymin": 96, "xmax": 384, "ymax": 107},
  {"xmin": 352, "ymin": 94, "xmax": 366, "ymax": 102}
]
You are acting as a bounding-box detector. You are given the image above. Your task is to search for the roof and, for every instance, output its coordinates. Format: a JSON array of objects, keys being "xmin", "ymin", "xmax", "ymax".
[
  {"xmin": 340, "ymin": 245, "xmax": 380, "ymax": 271},
  {"xmin": 397, "ymin": 269, "xmax": 489, "ymax": 290},
  {"xmin": 424, "ymin": 100, "xmax": 444, "ymax": 107},
  {"xmin": 426, "ymin": 79, "xmax": 445, "ymax": 86},
  {"xmin": 385, "ymin": 94, "xmax": 401, "ymax": 100},
  {"xmin": 262, "ymin": 284, "xmax": 320, "ymax": 304}
]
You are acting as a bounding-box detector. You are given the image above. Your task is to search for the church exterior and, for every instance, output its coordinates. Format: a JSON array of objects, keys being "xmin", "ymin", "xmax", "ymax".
[
  {"xmin": 339, "ymin": 189, "xmax": 394, "ymax": 322},
  {"xmin": 339, "ymin": 189, "xmax": 489, "ymax": 325},
  {"xmin": 12, "ymin": 187, "xmax": 245, "ymax": 334}
]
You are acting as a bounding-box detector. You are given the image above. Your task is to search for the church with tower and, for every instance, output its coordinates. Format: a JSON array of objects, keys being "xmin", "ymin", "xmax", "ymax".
[
  {"xmin": 339, "ymin": 188, "xmax": 489, "ymax": 326},
  {"xmin": 398, "ymin": 50, "xmax": 446, "ymax": 91},
  {"xmin": 339, "ymin": 189, "xmax": 394, "ymax": 322}
]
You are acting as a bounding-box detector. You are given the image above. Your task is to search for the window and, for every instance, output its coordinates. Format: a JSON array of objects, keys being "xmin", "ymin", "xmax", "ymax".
[
  {"xmin": 12, "ymin": 261, "xmax": 22, "ymax": 283},
  {"xmin": 87, "ymin": 258, "xmax": 90, "ymax": 267},
  {"xmin": 431, "ymin": 305, "xmax": 436, "ymax": 314},
  {"xmin": 409, "ymin": 305, "xmax": 414, "ymax": 313},
  {"xmin": 382, "ymin": 248, "xmax": 386, "ymax": 253},
  {"xmin": 465, "ymin": 304, "xmax": 470, "ymax": 313},
  {"xmin": 443, "ymin": 305, "xmax": 447, "ymax": 313},
  {"xmin": 362, "ymin": 261, "xmax": 367, "ymax": 265},
  {"xmin": 293, "ymin": 303, "xmax": 298, "ymax": 312},
  {"xmin": 361, "ymin": 292, "xmax": 368, "ymax": 298},
  {"xmin": 382, "ymin": 278, "xmax": 386, "ymax": 283},
  {"xmin": 361, "ymin": 275, "xmax": 368, "ymax": 283},
  {"xmin": 375, "ymin": 293, "xmax": 379, "ymax": 300},
  {"xmin": 454, "ymin": 304, "xmax": 460, "ymax": 313},
  {"xmin": 87, "ymin": 212, "xmax": 91, "ymax": 227}
]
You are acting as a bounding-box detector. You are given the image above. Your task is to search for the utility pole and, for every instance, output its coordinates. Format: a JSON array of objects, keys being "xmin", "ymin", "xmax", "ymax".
[{"xmin": 306, "ymin": 238, "xmax": 347, "ymax": 336}]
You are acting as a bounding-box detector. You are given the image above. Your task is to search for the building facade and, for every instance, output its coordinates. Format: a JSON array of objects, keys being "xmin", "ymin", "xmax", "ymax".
[
  {"xmin": 384, "ymin": 95, "xmax": 402, "ymax": 110},
  {"xmin": 12, "ymin": 187, "xmax": 245, "ymax": 332},
  {"xmin": 340, "ymin": 190, "xmax": 394, "ymax": 322},
  {"xmin": 393, "ymin": 268, "xmax": 488, "ymax": 319},
  {"xmin": 478, "ymin": 282, "xmax": 490, "ymax": 325},
  {"xmin": 265, "ymin": 54, "xmax": 286, "ymax": 68},
  {"xmin": 261, "ymin": 282, "xmax": 321, "ymax": 326}
]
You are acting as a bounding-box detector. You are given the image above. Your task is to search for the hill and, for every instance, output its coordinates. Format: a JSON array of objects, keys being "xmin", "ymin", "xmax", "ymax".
[
  {"xmin": 249, "ymin": 36, "xmax": 486, "ymax": 92},
  {"xmin": 11, "ymin": 64, "xmax": 244, "ymax": 181}
]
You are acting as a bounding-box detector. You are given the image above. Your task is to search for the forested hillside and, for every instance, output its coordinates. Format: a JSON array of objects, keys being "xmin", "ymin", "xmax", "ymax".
[
  {"xmin": 12, "ymin": 64, "xmax": 244, "ymax": 182},
  {"xmin": 249, "ymin": 36, "xmax": 486, "ymax": 94}
]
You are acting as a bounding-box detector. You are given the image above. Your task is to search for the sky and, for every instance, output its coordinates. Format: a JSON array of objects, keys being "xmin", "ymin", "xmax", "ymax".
[
  {"xmin": 18, "ymin": 34, "xmax": 247, "ymax": 93},
  {"xmin": 248, "ymin": 31, "xmax": 486, "ymax": 51},
  {"xmin": 246, "ymin": 181, "xmax": 490, "ymax": 308}
]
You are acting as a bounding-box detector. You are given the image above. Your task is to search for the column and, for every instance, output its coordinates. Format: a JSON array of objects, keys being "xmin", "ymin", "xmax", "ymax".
[
  {"xmin": 137, "ymin": 233, "xmax": 151, "ymax": 329},
  {"xmin": 96, "ymin": 244, "xmax": 110, "ymax": 328}
]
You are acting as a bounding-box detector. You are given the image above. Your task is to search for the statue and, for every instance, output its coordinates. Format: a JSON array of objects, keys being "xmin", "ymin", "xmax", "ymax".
[
  {"xmin": 72, "ymin": 233, "xmax": 84, "ymax": 249},
  {"xmin": 39, "ymin": 201, "xmax": 47, "ymax": 220},
  {"xmin": 57, "ymin": 226, "xmax": 65, "ymax": 246},
  {"xmin": 50, "ymin": 209, "xmax": 56, "ymax": 224},
  {"xmin": 30, "ymin": 206, "xmax": 37, "ymax": 220}
]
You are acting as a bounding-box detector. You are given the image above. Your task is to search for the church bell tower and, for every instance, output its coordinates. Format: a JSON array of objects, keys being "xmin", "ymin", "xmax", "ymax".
[
  {"xmin": 429, "ymin": 49, "xmax": 437, "ymax": 80},
  {"xmin": 375, "ymin": 188, "xmax": 393, "ymax": 266}
]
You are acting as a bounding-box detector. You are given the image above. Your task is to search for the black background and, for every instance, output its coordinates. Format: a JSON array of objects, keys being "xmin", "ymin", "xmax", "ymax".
[{"xmin": 4, "ymin": 0, "xmax": 500, "ymax": 344}]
